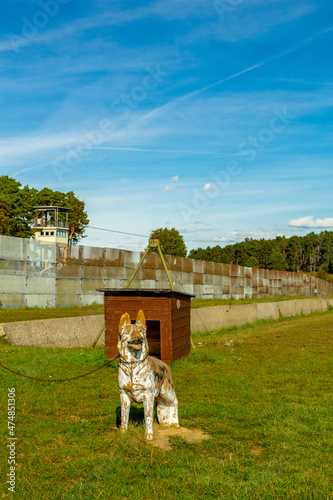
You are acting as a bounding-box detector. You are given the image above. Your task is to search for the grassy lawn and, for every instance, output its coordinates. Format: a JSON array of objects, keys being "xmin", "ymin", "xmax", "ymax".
[
  {"xmin": 0, "ymin": 295, "xmax": 329, "ymax": 323},
  {"xmin": 0, "ymin": 303, "xmax": 105, "ymax": 323},
  {"xmin": 191, "ymin": 295, "xmax": 328, "ymax": 309},
  {"xmin": 1, "ymin": 312, "xmax": 332, "ymax": 499}
]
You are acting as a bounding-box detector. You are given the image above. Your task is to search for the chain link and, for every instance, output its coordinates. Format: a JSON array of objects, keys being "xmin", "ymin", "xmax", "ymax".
[{"xmin": 0, "ymin": 354, "xmax": 119, "ymax": 383}]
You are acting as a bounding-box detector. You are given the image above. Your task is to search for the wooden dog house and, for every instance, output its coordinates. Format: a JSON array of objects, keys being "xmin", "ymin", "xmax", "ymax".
[{"xmin": 97, "ymin": 288, "xmax": 194, "ymax": 365}]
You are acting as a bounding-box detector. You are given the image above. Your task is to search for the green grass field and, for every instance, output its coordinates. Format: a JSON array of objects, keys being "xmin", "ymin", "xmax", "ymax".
[
  {"xmin": 0, "ymin": 295, "xmax": 327, "ymax": 324},
  {"xmin": 190, "ymin": 295, "xmax": 324, "ymax": 309},
  {"xmin": 0, "ymin": 303, "xmax": 105, "ymax": 323},
  {"xmin": 1, "ymin": 312, "xmax": 332, "ymax": 499}
]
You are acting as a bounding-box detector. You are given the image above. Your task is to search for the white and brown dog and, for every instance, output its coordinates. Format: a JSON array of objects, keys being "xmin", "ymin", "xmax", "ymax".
[{"xmin": 118, "ymin": 310, "xmax": 179, "ymax": 441}]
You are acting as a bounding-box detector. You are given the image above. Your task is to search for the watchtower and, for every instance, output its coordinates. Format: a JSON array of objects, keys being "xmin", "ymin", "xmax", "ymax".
[{"xmin": 32, "ymin": 206, "xmax": 69, "ymax": 247}]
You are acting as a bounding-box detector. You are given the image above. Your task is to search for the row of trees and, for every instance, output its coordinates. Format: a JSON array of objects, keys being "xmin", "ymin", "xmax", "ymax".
[
  {"xmin": 150, "ymin": 228, "xmax": 333, "ymax": 275},
  {"xmin": 188, "ymin": 233, "xmax": 333, "ymax": 273},
  {"xmin": 0, "ymin": 176, "xmax": 89, "ymax": 243}
]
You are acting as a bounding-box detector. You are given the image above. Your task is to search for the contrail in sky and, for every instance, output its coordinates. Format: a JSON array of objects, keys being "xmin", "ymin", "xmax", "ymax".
[
  {"xmin": 11, "ymin": 25, "xmax": 333, "ymax": 177},
  {"xmin": 137, "ymin": 25, "xmax": 333, "ymax": 123}
]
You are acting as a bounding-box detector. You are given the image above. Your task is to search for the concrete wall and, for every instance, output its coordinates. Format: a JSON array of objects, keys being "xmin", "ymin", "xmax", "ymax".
[
  {"xmin": 0, "ymin": 315, "xmax": 104, "ymax": 347},
  {"xmin": 0, "ymin": 235, "xmax": 332, "ymax": 308},
  {"xmin": 0, "ymin": 236, "xmax": 57, "ymax": 308},
  {"xmin": 191, "ymin": 298, "xmax": 333, "ymax": 333},
  {"xmin": 2, "ymin": 298, "xmax": 332, "ymax": 347}
]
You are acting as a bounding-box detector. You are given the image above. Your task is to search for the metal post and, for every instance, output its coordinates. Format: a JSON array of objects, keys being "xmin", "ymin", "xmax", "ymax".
[
  {"xmin": 124, "ymin": 238, "xmax": 174, "ymax": 290},
  {"xmin": 125, "ymin": 245, "xmax": 150, "ymax": 289},
  {"xmin": 157, "ymin": 244, "xmax": 174, "ymax": 290}
]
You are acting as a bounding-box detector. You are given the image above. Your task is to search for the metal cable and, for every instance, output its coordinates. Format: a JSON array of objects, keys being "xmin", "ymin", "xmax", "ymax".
[{"xmin": 87, "ymin": 226, "xmax": 149, "ymax": 238}]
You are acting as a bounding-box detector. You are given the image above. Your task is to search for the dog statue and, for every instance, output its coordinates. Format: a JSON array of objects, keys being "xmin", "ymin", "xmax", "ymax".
[{"xmin": 118, "ymin": 309, "xmax": 179, "ymax": 441}]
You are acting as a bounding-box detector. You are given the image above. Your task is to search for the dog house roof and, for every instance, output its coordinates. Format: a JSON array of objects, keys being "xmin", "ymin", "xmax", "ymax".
[{"xmin": 96, "ymin": 288, "xmax": 195, "ymax": 299}]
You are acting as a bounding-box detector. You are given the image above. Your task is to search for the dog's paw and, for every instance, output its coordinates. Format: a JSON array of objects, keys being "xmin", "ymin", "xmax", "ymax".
[
  {"xmin": 145, "ymin": 433, "xmax": 154, "ymax": 442},
  {"xmin": 120, "ymin": 427, "xmax": 127, "ymax": 434}
]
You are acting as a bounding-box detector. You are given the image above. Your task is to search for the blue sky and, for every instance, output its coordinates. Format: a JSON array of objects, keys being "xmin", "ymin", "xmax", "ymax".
[{"xmin": 1, "ymin": 0, "xmax": 333, "ymax": 252}]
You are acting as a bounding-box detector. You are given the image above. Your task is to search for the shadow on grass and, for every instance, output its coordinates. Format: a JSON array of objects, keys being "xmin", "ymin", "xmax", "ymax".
[{"xmin": 115, "ymin": 405, "xmax": 145, "ymax": 428}]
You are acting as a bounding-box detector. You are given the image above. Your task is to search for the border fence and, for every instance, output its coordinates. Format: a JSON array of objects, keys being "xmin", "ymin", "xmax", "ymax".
[{"xmin": 0, "ymin": 235, "xmax": 332, "ymax": 308}]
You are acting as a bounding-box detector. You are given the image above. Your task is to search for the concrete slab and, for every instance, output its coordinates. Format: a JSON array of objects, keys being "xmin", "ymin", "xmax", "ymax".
[
  {"xmin": 277, "ymin": 300, "xmax": 302, "ymax": 317},
  {"xmin": 256, "ymin": 302, "xmax": 280, "ymax": 321},
  {"xmin": 1, "ymin": 315, "xmax": 104, "ymax": 347},
  {"xmin": 226, "ymin": 303, "xmax": 259, "ymax": 326},
  {"xmin": 191, "ymin": 306, "xmax": 229, "ymax": 332},
  {"xmin": 309, "ymin": 298, "xmax": 327, "ymax": 313},
  {"xmin": 298, "ymin": 299, "xmax": 312, "ymax": 315}
]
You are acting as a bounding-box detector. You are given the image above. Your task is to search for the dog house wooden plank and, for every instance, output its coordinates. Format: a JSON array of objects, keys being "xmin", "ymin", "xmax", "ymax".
[
  {"xmin": 104, "ymin": 296, "xmax": 170, "ymax": 304},
  {"xmin": 172, "ymin": 316, "xmax": 191, "ymax": 331},
  {"xmin": 105, "ymin": 309, "xmax": 170, "ymax": 322},
  {"xmin": 172, "ymin": 343, "xmax": 191, "ymax": 359},
  {"xmin": 105, "ymin": 329, "xmax": 118, "ymax": 339},
  {"xmin": 171, "ymin": 297, "xmax": 191, "ymax": 310},
  {"xmin": 171, "ymin": 306, "xmax": 191, "ymax": 321},
  {"xmin": 172, "ymin": 325, "xmax": 190, "ymax": 342},
  {"xmin": 105, "ymin": 299, "xmax": 170, "ymax": 311},
  {"xmin": 105, "ymin": 302, "xmax": 170, "ymax": 314},
  {"xmin": 160, "ymin": 319, "xmax": 172, "ymax": 348},
  {"xmin": 172, "ymin": 332, "xmax": 191, "ymax": 350},
  {"xmin": 160, "ymin": 318, "xmax": 172, "ymax": 362}
]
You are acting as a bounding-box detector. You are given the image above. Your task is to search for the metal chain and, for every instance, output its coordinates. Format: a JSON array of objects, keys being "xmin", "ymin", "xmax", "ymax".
[{"xmin": 0, "ymin": 354, "xmax": 119, "ymax": 383}]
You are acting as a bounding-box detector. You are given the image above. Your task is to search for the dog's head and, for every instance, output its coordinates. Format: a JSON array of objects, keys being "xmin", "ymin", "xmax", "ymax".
[{"xmin": 118, "ymin": 310, "xmax": 148, "ymax": 360}]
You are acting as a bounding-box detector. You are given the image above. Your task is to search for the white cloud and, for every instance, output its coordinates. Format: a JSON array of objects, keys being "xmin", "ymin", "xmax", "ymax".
[
  {"xmin": 185, "ymin": 230, "xmax": 282, "ymax": 245},
  {"xmin": 1, "ymin": 8, "xmax": 154, "ymax": 53},
  {"xmin": 171, "ymin": 175, "xmax": 179, "ymax": 181},
  {"xmin": 215, "ymin": 230, "xmax": 280, "ymax": 243},
  {"xmin": 184, "ymin": 2, "xmax": 315, "ymax": 44},
  {"xmin": 203, "ymin": 183, "xmax": 212, "ymax": 192},
  {"xmin": 288, "ymin": 216, "xmax": 333, "ymax": 228},
  {"xmin": 181, "ymin": 225, "xmax": 213, "ymax": 234},
  {"xmin": 161, "ymin": 186, "xmax": 175, "ymax": 192}
]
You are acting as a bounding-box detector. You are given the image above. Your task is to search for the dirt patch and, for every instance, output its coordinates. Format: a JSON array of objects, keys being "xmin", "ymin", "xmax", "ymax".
[
  {"xmin": 251, "ymin": 446, "xmax": 263, "ymax": 456},
  {"xmin": 151, "ymin": 423, "xmax": 210, "ymax": 451}
]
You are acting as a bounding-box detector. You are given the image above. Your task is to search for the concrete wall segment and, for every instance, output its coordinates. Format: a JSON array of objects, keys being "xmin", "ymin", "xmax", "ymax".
[
  {"xmin": 256, "ymin": 302, "xmax": 279, "ymax": 320},
  {"xmin": 1, "ymin": 315, "xmax": 104, "ymax": 347},
  {"xmin": 0, "ymin": 235, "xmax": 332, "ymax": 308},
  {"xmin": 226, "ymin": 303, "xmax": 258, "ymax": 326}
]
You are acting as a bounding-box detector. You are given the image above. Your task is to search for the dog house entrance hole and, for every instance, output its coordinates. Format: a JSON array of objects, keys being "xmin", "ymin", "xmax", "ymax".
[
  {"xmin": 146, "ymin": 320, "xmax": 161, "ymax": 358},
  {"xmin": 130, "ymin": 319, "xmax": 160, "ymax": 358}
]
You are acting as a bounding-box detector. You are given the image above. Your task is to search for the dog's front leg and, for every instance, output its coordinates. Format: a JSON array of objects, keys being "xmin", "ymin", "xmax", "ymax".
[
  {"xmin": 142, "ymin": 393, "xmax": 154, "ymax": 441},
  {"xmin": 120, "ymin": 392, "xmax": 131, "ymax": 433}
]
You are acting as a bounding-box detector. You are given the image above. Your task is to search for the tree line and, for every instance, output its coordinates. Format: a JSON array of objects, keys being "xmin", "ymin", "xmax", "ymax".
[{"xmin": 188, "ymin": 233, "xmax": 333, "ymax": 275}]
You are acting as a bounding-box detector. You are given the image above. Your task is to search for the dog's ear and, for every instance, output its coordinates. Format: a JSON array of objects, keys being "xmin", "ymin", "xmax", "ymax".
[
  {"xmin": 136, "ymin": 310, "xmax": 146, "ymax": 327},
  {"xmin": 119, "ymin": 312, "xmax": 131, "ymax": 334}
]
